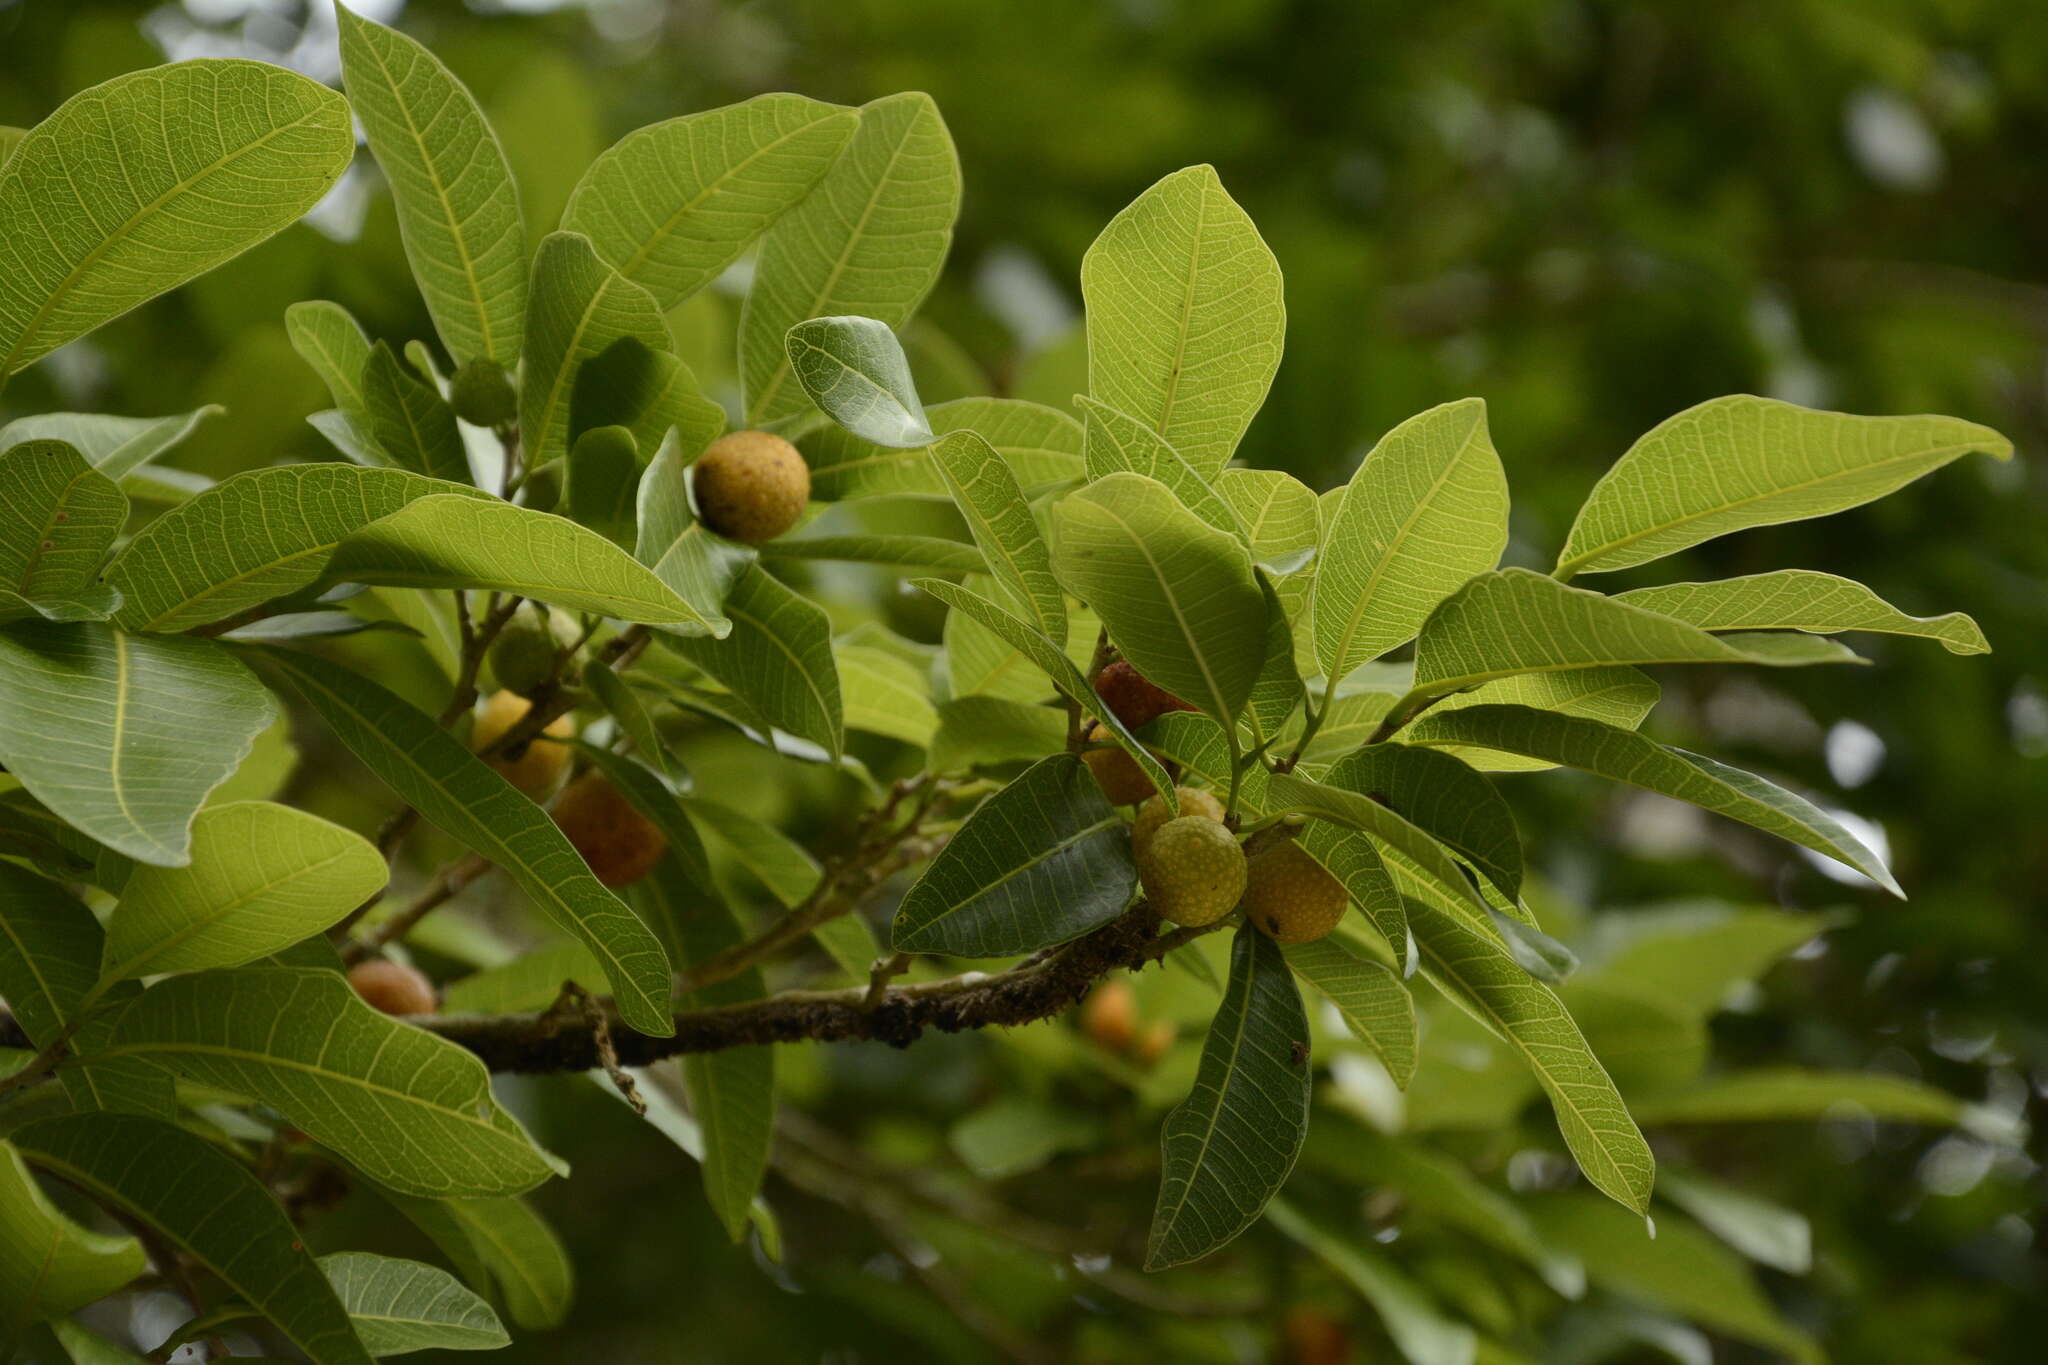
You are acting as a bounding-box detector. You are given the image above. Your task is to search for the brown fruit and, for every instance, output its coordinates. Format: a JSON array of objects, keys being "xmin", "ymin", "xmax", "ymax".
[
  {"xmin": 473, "ymin": 690, "xmax": 576, "ymax": 800},
  {"xmin": 1133, "ymin": 1018, "xmax": 1177, "ymax": 1066},
  {"xmin": 1140, "ymin": 816, "xmax": 1246, "ymax": 927},
  {"xmin": 1132, "ymin": 786, "xmax": 1226, "ymax": 856},
  {"xmin": 1245, "ymin": 839, "xmax": 1348, "ymax": 945},
  {"xmin": 1081, "ymin": 979, "xmax": 1137, "ymax": 1053},
  {"xmin": 1093, "ymin": 659, "xmax": 1196, "ymax": 730},
  {"xmin": 348, "ymin": 959, "xmax": 437, "ymax": 1016},
  {"xmin": 551, "ymin": 772, "xmax": 667, "ymax": 887},
  {"xmin": 692, "ymin": 430, "xmax": 810, "ymax": 543},
  {"xmin": 1081, "ymin": 722, "xmax": 1174, "ymax": 806}
]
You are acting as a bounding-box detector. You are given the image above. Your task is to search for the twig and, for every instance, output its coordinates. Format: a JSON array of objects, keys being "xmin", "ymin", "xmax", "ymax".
[
  {"xmin": 341, "ymin": 853, "xmax": 491, "ymax": 964},
  {"xmin": 544, "ymin": 981, "xmax": 641, "ymax": 1114}
]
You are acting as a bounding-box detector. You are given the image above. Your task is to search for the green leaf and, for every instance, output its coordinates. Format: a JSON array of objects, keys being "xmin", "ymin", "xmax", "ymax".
[
  {"xmin": 1555, "ymin": 396, "xmax": 2012, "ymax": 578},
  {"xmin": 838, "ymin": 643, "xmax": 939, "ymax": 747},
  {"xmin": 927, "ymin": 696, "xmax": 1067, "ymax": 773},
  {"xmin": 0, "ymin": 127, "xmax": 22, "ymax": 169},
  {"xmin": 1284, "ymin": 936, "xmax": 1416, "ymax": 1086},
  {"xmin": 258, "ymin": 648, "xmax": 675, "ymax": 1035},
  {"xmin": 1265, "ymin": 772, "xmax": 1495, "ymax": 923},
  {"xmin": 521, "ymin": 232, "xmax": 672, "ymax": 469},
  {"xmin": 1080, "ymin": 164, "xmax": 1283, "ymax": 478},
  {"xmin": 563, "ymin": 92, "xmax": 857, "ymax": 308},
  {"xmin": 804, "ymin": 396, "xmax": 1083, "ymax": 501},
  {"xmin": 1215, "ymin": 468, "xmax": 1321, "ymax": 573},
  {"xmin": 949, "ymin": 1098, "xmax": 1098, "ymax": 1181},
  {"xmin": 1314, "ymin": 399, "xmax": 1509, "ymax": 681},
  {"xmin": 763, "ymin": 534, "xmax": 985, "ymax": 573},
  {"xmin": 105, "ymin": 464, "xmax": 488, "ymax": 633},
  {"xmin": 678, "ymin": 798, "xmax": 820, "ymax": 909},
  {"xmin": 1626, "ymin": 1068, "xmax": 1990, "ymax": 1130},
  {"xmin": 105, "ymin": 967, "xmax": 563, "ymax": 1197},
  {"xmin": 1322, "ymin": 744, "xmax": 1522, "ymax": 900},
  {"xmin": 1656, "ymin": 1167, "xmax": 1811, "ymax": 1274},
  {"xmin": 285, "ymin": 300, "xmax": 374, "ymax": 427},
  {"xmin": 787, "ymin": 315, "xmax": 934, "ymax": 448},
  {"xmin": 1581, "ymin": 905, "xmax": 1836, "ymax": 1019},
  {"xmin": 566, "ymin": 426, "xmax": 642, "ymax": 548},
  {"xmin": 1404, "ymin": 667, "xmax": 1660, "ymax": 773},
  {"xmin": 0, "ymin": 442, "xmax": 125, "ymax": 606},
  {"xmin": 1147, "ymin": 926, "xmax": 1311, "ymax": 1270},
  {"xmin": 568, "ymin": 338, "xmax": 725, "ymax": 463},
  {"xmin": 98, "ymin": 801, "xmax": 384, "ymax": 982},
  {"xmin": 0, "ymin": 406, "xmax": 222, "ymax": 481},
  {"xmin": 566, "ymin": 745, "xmax": 716, "ymax": 895},
  {"xmin": 1265, "ymin": 1198, "xmax": 1477, "ymax": 1365},
  {"xmin": 320, "ymin": 1251, "xmax": 508, "ymax": 1356},
  {"xmin": 361, "ymin": 343, "xmax": 472, "ymax": 484},
  {"xmin": 662, "ymin": 563, "xmax": 843, "ymax": 756},
  {"xmin": 930, "ymin": 430, "xmax": 1066, "ymax": 640},
  {"xmin": 1614, "ymin": 570, "xmax": 1988, "ymax": 655},
  {"xmin": 442, "ymin": 940, "xmax": 602, "ymax": 1015},
  {"xmin": 1075, "ymin": 396, "xmax": 1244, "ymax": 537},
  {"xmin": 1402, "ymin": 894, "xmax": 1655, "ymax": 1214},
  {"xmin": 581, "ymin": 660, "xmax": 679, "ymax": 781},
  {"xmin": 337, "ymin": 4, "xmax": 526, "ymax": 365},
  {"xmin": 1051, "ymin": 472, "xmax": 1267, "ymax": 727},
  {"xmin": 0, "ymin": 60, "xmax": 354, "ymax": 375},
  {"xmin": 741, "ymin": 93, "xmax": 960, "ymax": 427},
  {"xmin": 379, "ymin": 1193, "xmax": 571, "ymax": 1332},
  {"xmin": 892, "ymin": 755, "xmax": 1135, "ymax": 956},
  {"xmin": 1399, "ymin": 704, "xmax": 1900, "ymax": 894},
  {"xmin": 1402, "ymin": 569, "xmax": 1863, "ymax": 710},
  {"xmin": 14, "ymin": 1112, "xmax": 372, "ymax": 1365},
  {"xmin": 0, "ymin": 1138, "xmax": 146, "ymax": 1335},
  {"xmin": 1295, "ymin": 821, "xmax": 1409, "ymax": 976},
  {"xmin": 322, "ymin": 494, "xmax": 721, "ymax": 632},
  {"xmin": 0, "ymin": 623, "xmax": 273, "ymax": 866},
  {"xmin": 633, "ymin": 431, "xmax": 747, "ymax": 633}
]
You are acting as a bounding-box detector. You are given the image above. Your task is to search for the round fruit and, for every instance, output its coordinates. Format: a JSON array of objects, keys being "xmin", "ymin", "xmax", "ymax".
[
  {"xmin": 1093, "ymin": 659, "xmax": 1196, "ymax": 730},
  {"xmin": 1281, "ymin": 1306, "xmax": 1351, "ymax": 1365},
  {"xmin": 1080, "ymin": 722, "xmax": 1174, "ymax": 806},
  {"xmin": 1081, "ymin": 979, "xmax": 1137, "ymax": 1053},
  {"xmin": 1133, "ymin": 1018, "xmax": 1177, "ymax": 1066},
  {"xmin": 348, "ymin": 959, "xmax": 437, "ymax": 1016},
  {"xmin": 551, "ymin": 772, "xmax": 667, "ymax": 887},
  {"xmin": 1244, "ymin": 839, "xmax": 1348, "ymax": 945},
  {"xmin": 448, "ymin": 357, "xmax": 518, "ymax": 427},
  {"xmin": 1132, "ymin": 785, "xmax": 1226, "ymax": 856},
  {"xmin": 692, "ymin": 430, "xmax": 810, "ymax": 544},
  {"xmin": 473, "ymin": 690, "xmax": 576, "ymax": 800},
  {"xmin": 488, "ymin": 603, "xmax": 582, "ymax": 695},
  {"xmin": 1140, "ymin": 816, "xmax": 1247, "ymax": 927}
]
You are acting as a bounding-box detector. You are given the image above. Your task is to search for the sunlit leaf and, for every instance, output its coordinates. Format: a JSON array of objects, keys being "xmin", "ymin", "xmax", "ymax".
[
  {"xmin": 0, "ymin": 1140, "xmax": 147, "ymax": 1338},
  {"xmin": 787, "ymin": 315, "xmax": 933, "ymax": 448},
  {"xmin": 0, "ymin": 442, "xmax": 124, "ymax": 610},
  {"xmin": 1615, "ymin": 570, "xmax": 1988, "ymax": 655},
  {"xmin": 379, "ymin": 1192, "xmax": 572, "ymax": 1332},
  {"xmin": 804, "ymin": 396, "xmax": 1083, "ymax": 501},
  {"xmin": 1284, "ymin": 935, "xmax": 1416, "ymax": 1086},
  {"xmin": 320, "ymin": 1251, "xmax": 509, "ymax": 1356},
  {"xmin": 0, "ymin": 406, "xmax": 222, "ymax": 481},
  {"xmin": 930, "ymin": 430, "xmax": 1065, "ymax": 641},
  {"xmin": 1075, "ymin": 395, "xmax": 1243, "ymax": 536},
  {"xmin": 662, "ymin": 562, "xmax": 843, "ymax": 756}
]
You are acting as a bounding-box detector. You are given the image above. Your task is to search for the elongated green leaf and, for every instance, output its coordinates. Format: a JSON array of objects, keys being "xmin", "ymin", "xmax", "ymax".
[
  {"xmin": 1403, "ymin": 894, "xmax": 1655, "ymax": 1213},
  {"xmin": 0, "ymin": 623, "xmax": 273, "ymax": 866},
  {"xmin": 1582, "ymin": 905, "xmax": 1836, "ymax": 1019},
  {"xmin": 522, "ymin": 232, "xmax": 672, "ymax": 468},
  {"xmin": 320, "ymin": 1251, "xmax": 508, "ymax": 1355},
  {"xmin": 1076, "ymin": 396, "xmax": 1243, "ymax": 536},
  {"xmin": 1556, "ymin": 396, "xmax": 2011, "ymax": 577},
  {"xmin": 1615, "ymin": 570, "xmax": 1988, "ymax": 654},
  {"xmin": 1402, "ymin": 569, "xmax": 1862, "ymax": 711},
  {"xmin": 0, "ymin": 60, "xmax": 354, "ymax": 375},
  {"xmin": 581, "ymin": 660, "xmax": 679, "ymax": 781},
  {"xmin": 569, "ymin": 338, "xmax": 725, "ymax": 462},
  {"xmin": 1315, "ymin": 399, "xmax": 1508, "ymax": 680},
  {"xmin": 931, "ymin": 430, "xmax": 1066, "ymax": 640},
  {"xmin": 892, "ymin": 755, "xmax": 1135, "ymax": 956},
  {"xmin": 99, "ymin": 801, "xmax": 384, "ymax": 982},
  {"xmin": 1626, "ymin": 1068, "xmax": 1987, "ymax": 1130},
  {"xmin": 1404, "ymin": 666, "xmax": 1660, "ymax": 773},
  {"xmin": 1148, "ymin": 926, "xmax": 1311, "ymax": 1269},
  {"xmin": 323, "ymin": 494, "xmax": 719, "ymax": 631},
  {"xmin": 804, "ymin": 396, "xmax": 1083, "ymax": 501},
  {"xmin": 0, "ymin": 442, "xmax": 124, "ymax": 606},
  {"xmin": 0, "ymin": 407, "xmax": 221, "ymax": 481},
  {"xmin": 362, "ymin": 343, "xmax": 472, "ymax": 484},
  {"xmin": 1322, "ymin": 745, "xmax": 1522, "ymax": 899},
  {"xmin": 565, "ymin": 426, "xmax": 641, "ymax": 548},
  {"xmin": 1403, "ymin": 703, "xmax": 1899, "ymax": 894},
  {"xmin": 379, "ymin": 1193, "xmax": 571, "ymax": 1332},
  {"xmin": 928, "ymin": 696, "xmax": 1067, "ymax": 773},
  {"xmin": 678, "ymin": 798, "xmax": 820, "ymax": 909},
  {"xmin": 258, "ymin": 648, "xmax": 675, "ymax": 1035},
  {"xmin": 1657, "ymin": 1167, "xmax": 1811, "ymax": 1274},
  {"xmin": 106, "ymin": 465, "xmax": 488, "ymax": 633},
  {"xmin": 442, "ymin": 940, "xmax": 602, "ymax": 1015},
  {"xmin": 286, "ymin": 300, "xmax": 374, "ymax": 426},
  {"xmin": 742, "ymin": 93, "xmax": 960, "ymax": 426},
  {"xmin": 663, "ymin": 562, "xmax": 843, "ymax": 755},
  {"xmin": 1266, "ymin": 1198, "xmax": 1477, "ymax": 1365},
  {"xmin": 1284, "ymin": 936, "xmax": 1416, "ymax": 1086},
  {"xmin": 1215, "ymin": 468, "xmax": 1320, "ymax": 572},
  {"xmin": 0, "ymin": 1139, "xmax": 146, "ymax": 1338},
  {"xmin": 1295, "ymin": 821, "xmax": 1409, "ymax": 973},
  {"xmin": 1266, "ymin": 771, "xmax": 1494, "ymax": 922},
  {"xmin": 563, "ymin": 93, "xmax": 857, "ymax": 308},
  {"xmin": 337, "ymin": 5, "xmax": 525, "ymax": 364},
  {"xmin": 787, "ymin": 315, "xmax": 933, "ymax": 447},
  {"xmin": 838, "ymin": 643, "xmax": 938, "ymax": 746},
  {"xmin": 1081, "ymin": 165, "xmax": 1283, "ymax": 478},
  {"xmin": 14, "ymin": 1112, "xmax": 372, "ymax": 1365},
  {"xmin": 634, "ymin": 431, "xmax": 746, "ymax": 633},
  {"xmin": 763, "ymin": 534, "xmax": 984, "ymax": 573},
  {"xmin": 105, "ymin": 968, "xmax": 562, "ymax": 1197},
  {"xmin": 1051, "ymin": 472, "xmax": 1266, "ymax": 726}
]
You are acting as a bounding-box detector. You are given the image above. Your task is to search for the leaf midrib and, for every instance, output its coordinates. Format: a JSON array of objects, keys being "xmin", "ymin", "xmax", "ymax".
[
  {"xmin": 901, "ymin": 811, "xmax": 1120, "ymax": 939},
  {"xmin": 1149, "ymin": 934, "xmax": 1258, "ymax": 1259}
]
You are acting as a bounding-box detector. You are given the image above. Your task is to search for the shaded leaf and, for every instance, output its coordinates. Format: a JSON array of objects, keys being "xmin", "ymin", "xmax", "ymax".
[
  {"xmin": 378, "ymin": 1193, "xmax": 571, "ymax": 1332},
  {"xmin": 0, "ymin": 1140, "xmax": 147, "ymax": 1338},
  {"xmin": 838, "ymin": 643, "xmax": 939, "ymax": 746},
  {"xmin": 568, "ymin": 337, "xmax": 724, "ymax": 462},
  {"xmin": 662, "ymin": 562, "xmax": 843, "ymax": 756},
  {"xmin": 633, "ymin": 430, "xmax": 747, "ymax": 632},
  {"xmin": 1322, "ymin": 744, "xmax": 1522, "ymax": 900},
  {"xmin": 1266, "ymin": 1198, "xmax": 1477, "ymax": 1365},
  {"xmin": 362, "ymin": 342, "xmax": 472, "ymax": 483},
  {"xmin": 0, "ymin": 406, "xmax": 221, "ymax": 481},
  {"xmin": 1405, "ymin": 666, "xmax": 1660, "ymax": 773},
  {"xmin": 521, "ymin": 232, "xmax": 671, "ymax": 469},
  {"xmin": 930, "ymin": 430, "xmax": 1065, "ymax": 640},
  {"xmin": 804, "ymin": 396, "xmax": 1083, "ymax": 501},
  {"xmin": 0, "ymin": 441, "xmax": 124, "ymax": 607}
]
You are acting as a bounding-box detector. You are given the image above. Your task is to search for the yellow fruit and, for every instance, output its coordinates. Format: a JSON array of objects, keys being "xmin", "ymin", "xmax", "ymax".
[
  {"xmin": 692, "ymin": 430, "xmax": 810, "ymax": 543},
  {"xmin": 1081, "ymin": 722, "xmax": 1172, "ymax": 806},
  {"xmin": 1140, "ymin": 817, "xmax": 1246, "ymax": 927},
  {"xmin": 473, "ymin": 690, "xmax": 575, "ymax": 800},
  {"xmin": 1133, "ymin": 1018, "xmax": 1176, "ymax": 1066},
  {"xmin": 1132, "ymin": 786, "xmax": 1226, "ymax": 856},
  {"xmin": 347, "ymin": 959, "xmax": 437, "ymax": 1016},
  {"xmin": 1081, "ymin": 979, "xmax": 1137, "ymax": 1053},
  {"xmin": 1244, "ymin": 840, "xmax": 1348, "ymax": 945},
  {"xmin": 551, "ymin": 772, "xmax": 667, "ymax": 887}
]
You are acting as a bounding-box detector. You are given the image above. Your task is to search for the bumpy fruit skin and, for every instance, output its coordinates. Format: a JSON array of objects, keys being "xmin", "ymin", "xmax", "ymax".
[
  {"xmin": 1132, "ymin": 785, "xmax": 1226, "ymax": 856},
  {"xmin": 448, "ymin": 357, "xmax": 518, "ymax": 427},
  {"xmin": 1081, "ymin": 979, "xmax": 1137, "ymax": 1053},
  {"xmin": 473, "ymin": 690, "xmax": 576, "ymax": 800},
  {"xmin": 348, "ymin": 959, "xmax": 437, "ymax": 1016},
  {"xmin": 551, "ymin": 772, "xmax": 667, "ymax": 887},
  {"xmin": 1093, "ymin": 659, "xmax": 1196, "ymax": 730},
  {"xmin": 1140, "ymin": 816, "xmax": 1247, "ymax": 927},
  {"xmin": 488, "ymin": 603, "xmax": 582, "ymax": 695},
  {"xmin": 1081, "ymin": 722, "xmax": 1174, "ymax": 806},
  {"xmin": 692, "ymin": 430, "xmax": 810, "ymax": 543},
  {"xmin": 1244, "ymin": 839, "xmax": 1348, "ymax": 945}
]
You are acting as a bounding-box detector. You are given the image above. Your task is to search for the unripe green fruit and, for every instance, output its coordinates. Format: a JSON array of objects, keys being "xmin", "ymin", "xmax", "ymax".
[
  {"xmin": 692, "ymin": 430, "xmax": 810, "ymax": 543},
  {"xmin": 1140, "ymin": 816, "xmax": 1247, "ymax": 927},
  {"xmin": 1244, "ymin": 839, "xmax": 1348, "ymax": 945},
  {"xmin": 448, "ymin": 357, "xmax": 518, "ymax": 427},
  {"xmin": 488, "ymin": 603, "xmax": 581, "ymax": 695},
  {"xmin": 1132, "ymin": 786, "xmax": 1226, "ymax": 856}
]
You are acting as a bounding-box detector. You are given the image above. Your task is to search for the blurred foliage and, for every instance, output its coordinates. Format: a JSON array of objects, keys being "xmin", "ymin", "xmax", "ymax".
[{"xmin": 2, "ymin": 0, "xmax": 2043, "ymax": 1360}]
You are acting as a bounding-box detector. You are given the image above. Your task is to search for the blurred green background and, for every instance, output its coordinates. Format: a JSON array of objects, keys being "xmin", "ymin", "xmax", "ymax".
[{"xmin": 2, "ymin": 0, "xmax": 2043, "ymax": 1360}]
